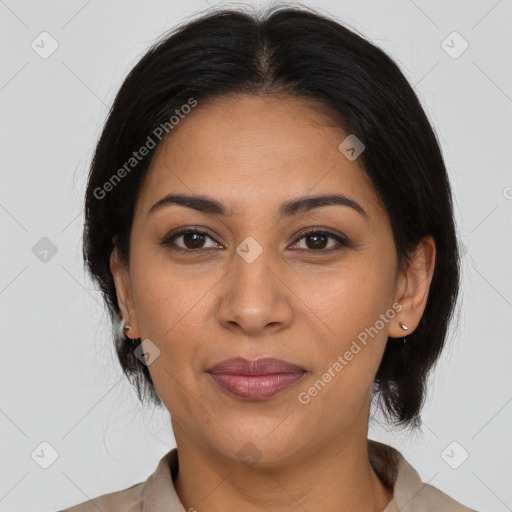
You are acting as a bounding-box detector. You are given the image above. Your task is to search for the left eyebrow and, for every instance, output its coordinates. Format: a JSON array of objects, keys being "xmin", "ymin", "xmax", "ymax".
[
  {"xmin": 279, "ymin": 193, "xmax": 368, "ymax": 220},
  {"xmin": 147, "ymin": 193, "xmax": 368, "ymax": 220}
]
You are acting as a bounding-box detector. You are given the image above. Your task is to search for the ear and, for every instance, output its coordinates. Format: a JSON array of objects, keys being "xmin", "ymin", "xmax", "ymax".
[
  {"xmin": 110, "ymin": 247, "xmax": 141, "ymax": 339},
  {"xmin": 389, "ymin": 235, "xmax": 436, "ymax": 338}
]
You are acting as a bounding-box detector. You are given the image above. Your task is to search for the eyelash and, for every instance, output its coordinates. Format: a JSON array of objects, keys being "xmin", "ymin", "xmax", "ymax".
[{"xmin": 160, "ymin": 227, "xmax": 349, "ymax": 254}]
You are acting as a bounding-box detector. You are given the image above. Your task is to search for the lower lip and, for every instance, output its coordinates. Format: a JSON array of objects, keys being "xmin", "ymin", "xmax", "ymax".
[{"xmin": 207, "ymin": 372, "xmax": 306, "ymax": 400}]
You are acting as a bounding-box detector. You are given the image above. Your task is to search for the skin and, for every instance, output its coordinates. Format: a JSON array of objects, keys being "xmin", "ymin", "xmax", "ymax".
[{"xmin": 111, "ymin": 94, "xmax": 436, "ymax": 511}]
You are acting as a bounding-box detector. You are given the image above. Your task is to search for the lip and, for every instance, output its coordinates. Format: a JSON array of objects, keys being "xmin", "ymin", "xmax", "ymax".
[
  {"xmin": 207, "ymin": 357, "xmax": 305, "ymax": 375},
  {"xmin": 206, "ymin": 357, "xmax": 307, "ymax": 401}
]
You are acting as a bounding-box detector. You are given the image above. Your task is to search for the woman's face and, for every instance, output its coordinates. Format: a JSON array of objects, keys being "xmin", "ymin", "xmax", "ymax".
[{"xmin": 112, "ymin": 94, "xmax": 432, "ymax": 464}]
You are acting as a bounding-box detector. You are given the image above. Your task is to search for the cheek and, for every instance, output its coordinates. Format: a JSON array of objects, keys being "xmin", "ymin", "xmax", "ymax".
[
  {"xmin": 297, "ymin": 263, "xmax": 395, "ymax": 430},
  {"xmin": 309, "ymin": 251, "xmax": 396, "ymax": 387},
  {"xmin": 128, "ymin": 254, "xmax": 217, "ymax": 384},
  {"xmin": 128, "ymin": 271, "xmax": 201, "ymax": 415},
  {"xmin": 314, "ymin": 250, "xmax": 395, "ymax": 340},
  {"xmin": 129, "ymin": 247, "xmax": 212, "ymax": 337}
]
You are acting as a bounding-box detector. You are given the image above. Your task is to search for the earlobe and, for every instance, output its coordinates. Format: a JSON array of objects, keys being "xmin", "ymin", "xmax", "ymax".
[
  {"xmin": 110, "ymin": 248, "xmax": 141, "ymax": 339},
  {"xmin": 390, "ymin": 236, "xmax": 436, "ymax": 339}
]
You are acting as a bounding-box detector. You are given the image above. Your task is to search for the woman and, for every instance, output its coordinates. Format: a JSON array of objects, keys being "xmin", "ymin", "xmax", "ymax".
[{"xmin": 61, "ymin": 4, "xmax": 477, "ymax": 511}]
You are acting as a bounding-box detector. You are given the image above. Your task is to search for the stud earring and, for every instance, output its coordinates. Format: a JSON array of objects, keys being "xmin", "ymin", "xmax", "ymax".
[
  {"xmin": 123, "ymin": 321, "xmax": 131, "ymax": 332},
  {"xmin": 399, "ymin": 321, "xmax": 409, "ymax": 344}
]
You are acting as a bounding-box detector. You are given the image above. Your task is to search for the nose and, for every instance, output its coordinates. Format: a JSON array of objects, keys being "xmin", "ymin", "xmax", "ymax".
[{"xmin": 215, "ymin": 248, "xmax": 294, "ymax": 337}]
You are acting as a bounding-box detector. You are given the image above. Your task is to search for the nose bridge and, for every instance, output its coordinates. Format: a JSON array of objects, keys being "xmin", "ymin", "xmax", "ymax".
[
  {"xmin": 231, "ymin": 235, "xmax": 277, "ymax": 305},
  {"xmin": 216, "ymin": 235, "xmax": 293, "ymax": 333}
]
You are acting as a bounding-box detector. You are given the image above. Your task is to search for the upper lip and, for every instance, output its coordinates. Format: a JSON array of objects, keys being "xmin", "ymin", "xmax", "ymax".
[{"xmin": 207, "ymin": 357, "xmax": 306, "ymax": 375}]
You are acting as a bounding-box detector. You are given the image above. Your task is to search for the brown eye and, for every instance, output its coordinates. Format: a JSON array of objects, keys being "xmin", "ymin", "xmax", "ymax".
[
  {"xmin": 161, "ymin": 229, "xmax": 222, "ymax": 252},
  {"xmin": 290, "ymin": 230, "xmax": 349, "ymax": 252},
  {"xmin": 180, "ymin": 231, "xmax": 207, "ymax": 249}
]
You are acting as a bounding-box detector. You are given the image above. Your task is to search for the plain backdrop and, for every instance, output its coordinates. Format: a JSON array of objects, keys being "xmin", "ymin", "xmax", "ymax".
[{"xmin": 0, "ymin": 1, "xmax": 511, "ymax": 511}]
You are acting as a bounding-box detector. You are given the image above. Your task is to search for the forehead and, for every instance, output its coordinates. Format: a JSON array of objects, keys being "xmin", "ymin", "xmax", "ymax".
[{"xmin": 137, "ymin": 94, "xmax": 384, "ymax": 221}]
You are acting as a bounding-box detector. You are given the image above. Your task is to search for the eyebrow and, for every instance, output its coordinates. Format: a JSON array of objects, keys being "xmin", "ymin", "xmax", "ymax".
[{"xmin": 147, "ymin": 192, "xmax": 368, "ymax": 220}]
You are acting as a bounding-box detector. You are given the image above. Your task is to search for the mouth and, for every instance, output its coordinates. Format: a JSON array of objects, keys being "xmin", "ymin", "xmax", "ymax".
[{"xmin": 206, "ymin": 357, "xmax": 307, "ymax": 401}]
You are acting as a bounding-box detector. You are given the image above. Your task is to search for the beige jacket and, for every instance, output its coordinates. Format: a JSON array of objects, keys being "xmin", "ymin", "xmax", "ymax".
[{"xmin": 59, "ymin": 439, "xmax": 477, "ymax": 511}]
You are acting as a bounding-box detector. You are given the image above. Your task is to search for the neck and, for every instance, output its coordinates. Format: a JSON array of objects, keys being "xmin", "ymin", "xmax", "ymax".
[{"xmin": 172, "ymin": 425, "xmax": 393, "ymax": 512}]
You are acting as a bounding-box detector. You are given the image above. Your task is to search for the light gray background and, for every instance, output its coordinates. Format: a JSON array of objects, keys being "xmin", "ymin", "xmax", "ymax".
[{"xmin": 1, "ymin": 1, "xmax": 511, "ymax": 511}]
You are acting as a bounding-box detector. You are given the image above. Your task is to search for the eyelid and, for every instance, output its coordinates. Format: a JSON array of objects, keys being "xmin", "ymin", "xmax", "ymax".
[
  {"xmin": 291, "ymin": 227, "xmax": 350, "ymax": 251},
  {"xmin": 159, "ymin": 226, "xmax": 223, "ymax": 251},
  {"xmin": 160, "ymin": 226, "xmax": 350, "ymax": 253}
]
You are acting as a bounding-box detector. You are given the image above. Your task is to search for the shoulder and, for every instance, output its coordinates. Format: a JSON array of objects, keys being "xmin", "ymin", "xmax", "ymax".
[
  {"xmin": 57, "ymin": 481, "xmax": 145, "ymax": 512},
  {"xmin": 395, "ymin": 454, "xmax": 479, "ymax": 511},
  {"xmin": 411, "ymin": 480, "xmax": 479, "ymax": 511},
  {"xmin": 56, "ymin": 448, "xmax": 179, "ymax": 512},
  {"xmin": 368, "ymin": 439, "xmax": 479, "ymax": 511}
]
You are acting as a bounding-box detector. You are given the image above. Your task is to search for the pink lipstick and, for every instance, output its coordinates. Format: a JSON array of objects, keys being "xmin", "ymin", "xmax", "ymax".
[{"xmin": 206, "ymin": 357, "xmax": 307, "ymax": 401}]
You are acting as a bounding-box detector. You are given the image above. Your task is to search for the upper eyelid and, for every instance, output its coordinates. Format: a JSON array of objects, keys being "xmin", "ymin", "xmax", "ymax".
[{"xmin": 164, "ymin": 227, "xmax": 347, "ymax": 249}]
